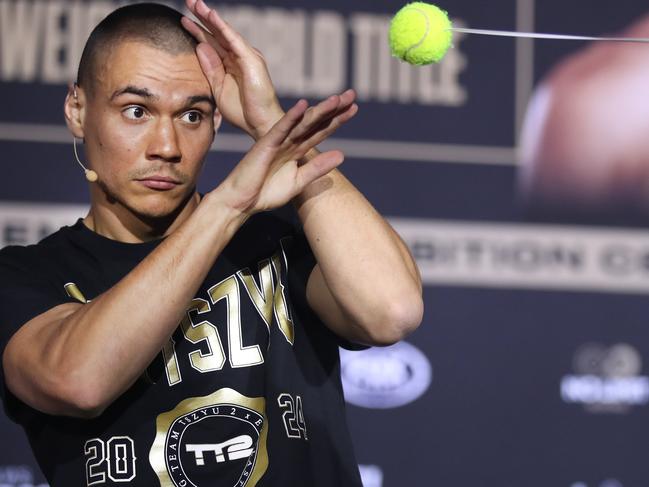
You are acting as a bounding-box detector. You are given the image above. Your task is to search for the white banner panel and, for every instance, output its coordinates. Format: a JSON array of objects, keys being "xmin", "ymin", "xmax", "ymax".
[
  {"xmin": 390, "ymin": 218, "xmax": 649, "ymax": 294},
  {"xmin": 5, "ymin": 207, "xmax": 649, "ymax": 294},
  {"xmin": 0, "ymin": 202, "xmax": 87, "ymax": 248}
]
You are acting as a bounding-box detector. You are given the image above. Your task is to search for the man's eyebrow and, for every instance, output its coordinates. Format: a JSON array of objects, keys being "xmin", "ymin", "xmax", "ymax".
[
  {"xmin": 110, "ymin": 85, "xmax": 158, "ymax": 101},
  {"xmin": 187, "ymin": 95, "xmax": 216, "ymax": 110},
  {"xmin": 109, "ymin": 87, "xmax": 215, "ymax": 109}
]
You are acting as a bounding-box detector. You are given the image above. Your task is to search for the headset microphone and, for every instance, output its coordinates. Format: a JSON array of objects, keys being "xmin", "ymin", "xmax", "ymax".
[{"xmin": 73, "ymin": 137, "xmax": 98, "ymax": 183}]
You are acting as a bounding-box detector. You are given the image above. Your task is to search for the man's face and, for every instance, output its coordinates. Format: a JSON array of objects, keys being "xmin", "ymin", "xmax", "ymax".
[{"xmin": 81, "ymin": 40, "xmax": 216, "ymax": 220}]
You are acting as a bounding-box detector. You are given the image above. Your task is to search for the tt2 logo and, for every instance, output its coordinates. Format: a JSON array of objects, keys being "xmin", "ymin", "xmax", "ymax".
[{"xmin": 186, "ymin": 435, "xmax": 254, "ymax": 466}]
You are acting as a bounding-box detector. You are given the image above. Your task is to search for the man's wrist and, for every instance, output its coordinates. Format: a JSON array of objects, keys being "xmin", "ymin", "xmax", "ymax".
[
  {"xmin": 201, "ymin": 189, "xmax": 250, "ymax": 235},
  {"xmin": 251, "ymin": 107, "xmax": 286, "ymax": 141}
]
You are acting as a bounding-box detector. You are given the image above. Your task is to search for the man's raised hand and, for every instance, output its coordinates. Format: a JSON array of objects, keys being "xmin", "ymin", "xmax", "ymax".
[
  {"xmin": 182, "ymin": 0, "xmax": 284, "ymax": 139},
  {"xmin": 183, "ymin": 0, "xmax": 357, "ymax": 143},
  {"xmin": 214, "ymin": 95, "xmax": 357, "ymax": 216},
  {"xmin": 184, "ymin": 0, "xmax": 359, "ymax": 212}
]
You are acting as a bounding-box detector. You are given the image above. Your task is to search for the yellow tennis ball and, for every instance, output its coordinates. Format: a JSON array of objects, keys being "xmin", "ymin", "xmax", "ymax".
[{"xmin": 389, "ymin": 2, "xmax": 452, "ymax": 65}]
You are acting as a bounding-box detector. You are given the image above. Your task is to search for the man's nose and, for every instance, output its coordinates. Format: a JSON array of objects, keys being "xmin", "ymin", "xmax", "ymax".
[{"xmin": 147, "ymin": 117, "xmax": 182, "ymax": 162}]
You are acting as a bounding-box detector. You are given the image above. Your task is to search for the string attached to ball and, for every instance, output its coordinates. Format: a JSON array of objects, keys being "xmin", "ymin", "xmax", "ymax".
[{"xmin": 389, "ymin": 2, "xmax": 649, "ymax": 65}]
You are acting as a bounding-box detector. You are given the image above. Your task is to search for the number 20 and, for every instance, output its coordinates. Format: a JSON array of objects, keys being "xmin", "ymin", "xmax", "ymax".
[{"xmin": 85, "ymin": 436, "xmax": 136, "ymax": 485}]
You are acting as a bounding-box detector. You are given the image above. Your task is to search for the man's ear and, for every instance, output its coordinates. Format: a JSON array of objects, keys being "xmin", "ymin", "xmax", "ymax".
[{"xmin": 64, "ymin": 83, "xmax": 85, "ymax": 139}]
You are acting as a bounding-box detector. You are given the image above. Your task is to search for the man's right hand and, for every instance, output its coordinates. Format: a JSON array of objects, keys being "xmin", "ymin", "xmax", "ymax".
[{"xmin": 212, "ymin": 95, "xmax": 357, "ymax": 218}]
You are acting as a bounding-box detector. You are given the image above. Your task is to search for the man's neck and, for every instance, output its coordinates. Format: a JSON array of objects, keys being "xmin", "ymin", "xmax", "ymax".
[{"xmin": 84, "ymin": 192, "xmax": 201, "ymax": 243}]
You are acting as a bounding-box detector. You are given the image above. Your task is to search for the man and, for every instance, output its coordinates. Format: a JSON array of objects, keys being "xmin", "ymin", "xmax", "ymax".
[
  {"xmin": 0, "ymin": 1, "xmax": 423, "ymax": 486},
  {"xmin": 518, "ymin": 12, "xmax": 649, "ymax": 219}
]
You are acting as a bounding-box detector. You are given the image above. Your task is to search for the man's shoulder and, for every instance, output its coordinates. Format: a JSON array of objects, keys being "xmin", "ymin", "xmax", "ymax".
[{"xmin": 0, "ymin": 222, "xmax": 79, "ymax": 270}]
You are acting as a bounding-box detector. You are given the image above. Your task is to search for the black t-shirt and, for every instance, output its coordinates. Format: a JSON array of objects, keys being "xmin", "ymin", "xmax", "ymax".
[{"xmin": 0, "ymin": 208, "xmax": 363, "ymax": 487}]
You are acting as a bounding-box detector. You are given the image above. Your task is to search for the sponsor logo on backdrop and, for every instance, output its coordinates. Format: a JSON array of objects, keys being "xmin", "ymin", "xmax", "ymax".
[
  {"xmin": 571, "ymin": 479, "xmax": 624, "ymax": 487},
  {"xmin": 561, "ymin": 343, "xmax": 649, "ymax": 413},
  {"xmin": 340, "ymin": 341, "xmax": 432, "ymax": 409},
  {"xmin": 0, "ymin": 202, "xmax": 87, "ymax": 248},
  {"xmin": 0, "ymin": 465, "xmax": 47, "ymax": 487},
  {"xmin": 390, "ymin": 218, "xmax": 649, "ymax": 294},
  {"xmin": 358, "ymin": 464, "xmax": 383, "ymax": 487}
]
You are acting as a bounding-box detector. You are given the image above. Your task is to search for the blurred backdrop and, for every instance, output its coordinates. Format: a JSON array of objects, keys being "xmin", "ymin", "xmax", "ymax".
[{"xmin": 2, "ymin": 1, "xmax": 649, "ymax": 486}]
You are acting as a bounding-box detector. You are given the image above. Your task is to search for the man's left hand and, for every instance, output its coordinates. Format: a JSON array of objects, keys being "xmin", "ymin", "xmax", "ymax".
[
  {"xmin": 183, "ymin": 0, "xmax": 356, "ymax": 142},
  {"xmin": 183, "ymin": 0, "xmax": 285, "ymax": 139}
]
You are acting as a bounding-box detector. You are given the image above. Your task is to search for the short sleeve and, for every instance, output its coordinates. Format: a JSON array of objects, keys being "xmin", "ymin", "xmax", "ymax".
[
  {"xmin": 285, "ymin": 231, "xmax": 316, "ymax": 304},
  {"xmin": 0, "ymin": 246, "xmax": 72, "ymax": 410},
  {"xmin": 285, "ymin": 223, "xmax": 368, "ymax": 351}
]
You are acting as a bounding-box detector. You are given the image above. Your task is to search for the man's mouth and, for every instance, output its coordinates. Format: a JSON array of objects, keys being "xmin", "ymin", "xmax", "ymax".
[{"xmin": 136, "ymin": 176, "xmax": 181, "ymax": 191}]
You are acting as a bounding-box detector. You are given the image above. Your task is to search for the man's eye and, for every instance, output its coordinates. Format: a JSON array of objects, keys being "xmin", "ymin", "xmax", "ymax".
[
  {"xmin": 123, "ymin": 106, "xmax": 146, "ymax": 120},
  {"xmin": 181, "ymin": 111, "xmax": 203, "ymax": 124}
]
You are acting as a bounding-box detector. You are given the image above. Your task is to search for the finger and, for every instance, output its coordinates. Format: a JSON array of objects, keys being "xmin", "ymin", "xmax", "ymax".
[
  {"xmin": 195, "ymin": 0, "xmax": 257, "ymax": 59},
  {"xmin": 311, "ymin": 103, "xmax": 359, "ymax": 142},
  {"xmin": 288, "ymin": 103, "xmax": 359, "ymax": 158},
  {"xmin": 258, "ymin": 100, "xmax": 309, "ymax": 149},
  {"xmin": 286, "ymin": 95, "xmax": 341, "ymax": 141},
  {"xmin": 185, "ymin": 0, "xmax": 229, "ymax": 50},
  {"xmin": 241, "ymin": 100, "xmax": 308, "ymax": 168},
  {"xmin": 338, "ymin": 88, "xmax": 357, "ymax": 108},
  {"xmin": 299, "ymin": 90, "xmax": 356, "ymax": 132},
  {"xmin": 181, "ymin": 16, "xmax": 208, "ymax": 43},
  {"xmin": 289, "ymin": 95, "xmax": 357, "ymax": 144},
  {"xmin": 302, "ymin": 89, "xmax": 355, "ymax": 126},
  {"xmin": 316, "ymin": 103, "xmax": 359, "ymax": 136},
  {"xmin": 234, "ymin": 100, "xmax": 308, "ymax": 180},
  {"xmin": 190, "ymin": 0, "xmax": 233, "ymax": 50},
  {"xmin": 196, "ymin": 42, "xmax": 226, "ymax": 89},
  {"xmin": 295, "ymin": 150, "xmax": 345, "ymax": 189},
  {"xmin": 181, "ymin": 16, "xmax": 228, "ymax": 58},
  {"xmin": 330, "ymin": 89, "xmax": 357, "ymax": 117}
]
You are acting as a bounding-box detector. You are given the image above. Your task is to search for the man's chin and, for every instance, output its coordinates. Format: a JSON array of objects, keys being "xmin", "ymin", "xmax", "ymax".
[
  {"xmin": 131, "ymin": 191, "xmax": 193, "ymax": 220},
  {"xmin": 104, "ymin": 187, "xmax": 194, "ymax": 222}
]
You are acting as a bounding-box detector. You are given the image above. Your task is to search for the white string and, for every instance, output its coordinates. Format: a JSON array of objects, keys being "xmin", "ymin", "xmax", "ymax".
[{"xmin": 450, "ymin": 27, "xmax": 649, "ymax": 43}]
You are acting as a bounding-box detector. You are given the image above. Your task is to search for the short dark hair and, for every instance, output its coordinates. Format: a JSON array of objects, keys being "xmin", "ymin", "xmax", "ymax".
[{"xmin": 77, "ymin": 2, "xmax": 197, "ymax": 93}]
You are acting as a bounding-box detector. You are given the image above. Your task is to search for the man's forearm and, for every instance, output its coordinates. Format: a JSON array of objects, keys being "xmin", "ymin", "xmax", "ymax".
[
  {"xmin": 7, "ymin": 191, "xmax": 246, "ymax": 416},
  {"xmin": 293, "ymin": 163, "xmax": 423, "ymax": 345}
]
